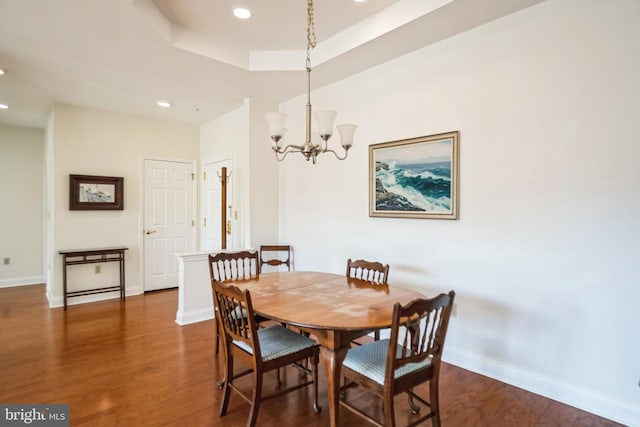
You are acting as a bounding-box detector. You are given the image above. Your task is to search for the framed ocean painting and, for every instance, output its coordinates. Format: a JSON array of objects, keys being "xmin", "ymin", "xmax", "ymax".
[{"xmin": 369, "ymin": 131, "xmax": 459, "ymax": 219}]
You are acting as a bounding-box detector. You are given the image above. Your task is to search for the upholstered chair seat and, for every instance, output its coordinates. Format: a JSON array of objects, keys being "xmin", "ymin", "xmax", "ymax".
[{"xmin": 343, "ymin": 338, "xmax": 433, "ymax": 385}]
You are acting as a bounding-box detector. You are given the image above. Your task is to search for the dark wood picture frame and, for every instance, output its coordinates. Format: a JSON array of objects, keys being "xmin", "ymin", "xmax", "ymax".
[{"xmin": 69, "ymin": 174, "xmax": 124, "ymax": 210}]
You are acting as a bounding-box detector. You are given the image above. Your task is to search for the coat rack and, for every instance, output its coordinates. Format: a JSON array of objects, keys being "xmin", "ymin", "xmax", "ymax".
[{"xmin": 217, "ymin": 167, "xmax": 231, "ymax": 249}]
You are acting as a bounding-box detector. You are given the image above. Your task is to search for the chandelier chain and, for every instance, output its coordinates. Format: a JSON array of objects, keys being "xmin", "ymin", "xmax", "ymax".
[{"xmin": 306, "ymin": 0, "xmax": 317, "ymax": 70}]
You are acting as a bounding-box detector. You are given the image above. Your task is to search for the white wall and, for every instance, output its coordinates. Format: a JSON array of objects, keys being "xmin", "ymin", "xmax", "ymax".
[
  {"xmin": 248, "ymin": 97, "xmax": 280, "ymax": 248},
  {"xmin": 277, "ymin": 0, "xmax": 640, "ymax": 424},
  {"xmin": 44, "ymin": 112, "xmax": 54, "ymax": 296},
  {"xmin": 48, "ymin": 103, "xmax": 199, "ymax": 305},
  {"xmin": 0, "ymin": 123, "xmax": 45, "ymax": 287},
  {"xmin": 200, "ymin": 98, "xmax": 281, "ymax": 251},
  {"xmin": 200, "ymin": 102, "xmax": 250, "ymax": 249}
]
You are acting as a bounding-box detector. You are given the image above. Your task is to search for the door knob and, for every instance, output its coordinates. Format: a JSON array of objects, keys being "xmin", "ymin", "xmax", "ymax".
[{"xmin": 144, "ymin": 230, "xmax": 157, "ymax": 235}]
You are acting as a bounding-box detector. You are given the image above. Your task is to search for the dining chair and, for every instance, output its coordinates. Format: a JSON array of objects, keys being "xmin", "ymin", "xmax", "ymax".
[
  {"xmin": 259, "ymin": 244, "xmax": 292, "ymax": 273},
  {"xmin": 339, "ymin": 290, "xmax": 455, "ymax": 427},
  {"xmin": 209, "ymin": 250, "xmax": 265, "ymax": 356},
  {"xmin": 213, "ymin": 281, "xmax": 321, "ymax": 427},
  {"xmin": 346, "ymin": 258, "xmax": 389, "ymax": 285},
  {"xmin": 346, "ymin": 258, "xmax": 390, "ymax": 341},
  {"xmin": 210, "ymin": 250, "xmax": 260, "ymax": 282}
]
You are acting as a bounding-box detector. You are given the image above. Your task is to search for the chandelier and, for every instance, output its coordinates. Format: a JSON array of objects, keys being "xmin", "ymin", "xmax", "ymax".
[{"xmin": 264, "ymin": 0, "xmax": 357, "ymax": 164}]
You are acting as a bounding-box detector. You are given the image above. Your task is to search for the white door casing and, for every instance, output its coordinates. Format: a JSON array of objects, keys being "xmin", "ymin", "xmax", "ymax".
[{"xmin": 143, "ymin": 159, "xmax": 196, "ymax": 291}]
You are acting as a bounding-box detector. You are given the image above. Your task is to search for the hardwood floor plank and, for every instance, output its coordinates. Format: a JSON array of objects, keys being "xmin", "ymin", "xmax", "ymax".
[{"xmin": 0, "ymin": 284, "xmax": 623, "ymax": 426}]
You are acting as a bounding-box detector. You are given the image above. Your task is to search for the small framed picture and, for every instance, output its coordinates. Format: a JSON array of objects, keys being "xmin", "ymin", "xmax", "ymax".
[
  {"xmin": 69, "ymin": 174, "xmax": 124, "ymax": 210},
  {"xmin": 369, "ymin": 131, "xmax": 459, "ymax": 220}
]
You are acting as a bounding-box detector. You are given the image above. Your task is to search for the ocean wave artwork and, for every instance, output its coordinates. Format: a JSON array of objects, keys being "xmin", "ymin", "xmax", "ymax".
[
  {"xmin": 376, "ymin": 160, "xmax": 451, "ymax": 212},
  {"xmin": 373, "ymin": 137, "xmax": 455, "ymax": 214}
]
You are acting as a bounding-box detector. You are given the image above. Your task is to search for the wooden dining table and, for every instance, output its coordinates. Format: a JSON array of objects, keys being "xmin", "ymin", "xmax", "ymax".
[{"xmin": 234, "ymin": 271, "xmax": 427, "ymax": 427}]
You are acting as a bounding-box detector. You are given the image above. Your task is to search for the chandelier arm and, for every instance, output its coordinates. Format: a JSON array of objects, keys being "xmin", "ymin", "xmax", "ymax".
[
  {"xmin": 275, "ymin": 150, "xmax": 294, "ymax": 162},
  {"xmin": 323, "ymin": 148, "xmax": 349, "ymax": 161},
  {"xmin": 274, "ymin": 144, "xmax": 304, "ymax": 161},
  {"xmin": 277, "ymin": 144, "xmax": 304, "ymax": 153}
]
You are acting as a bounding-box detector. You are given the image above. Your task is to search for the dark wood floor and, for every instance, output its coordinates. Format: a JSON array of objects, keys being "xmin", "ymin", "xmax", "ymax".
[{"xmin": 0, "ymin": 284, "xmax": 622, "ymax": 426}]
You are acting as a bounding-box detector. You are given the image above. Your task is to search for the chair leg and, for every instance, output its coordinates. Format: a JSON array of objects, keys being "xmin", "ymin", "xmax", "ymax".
[
  {"xmin": 408, "ymin": 388, "xmax": 421, "ymax": 414},
  {"xmin": 247, "ymin": 373, "xmax": 263, "ymax": 427},
  {"xmin": 300, "ymin": 329, "xmax": 311, "ymax": 371},
  {"xmin": 220, "ymin": 354, "xmax": 233, "ymax": 416},
  {"xmin": 214, "ymin": 317, "xmax": 219, "ymax": 356},
  {"xmin": 429, "ymin": 379, "xmax": 441, "ymax": 427},
  {"xmin": 215, "ymin": 319, "xmax": 225, "ymax": 388},
  {"xmin": 312, "ymin": 352, "xmax": 321, "ymax": 413},
  {"xmin": 383, "ymin": 391, "xmax": 395, "ymax": 427},
  {"xmin": 374, "ymin": 330, "xmax": 380, "ymax": 341}
]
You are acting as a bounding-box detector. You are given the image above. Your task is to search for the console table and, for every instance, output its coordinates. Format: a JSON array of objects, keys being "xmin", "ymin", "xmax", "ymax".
[{"xmin": 59, "ymin": 246, "xmax": 128, "ymax": 310}]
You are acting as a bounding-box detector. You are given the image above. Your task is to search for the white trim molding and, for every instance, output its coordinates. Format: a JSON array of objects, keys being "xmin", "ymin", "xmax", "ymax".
[
  {"xmin": 176, "ymin": 307, "xmax": 214, "ymax": 326},
  {"xmin": 0, "ymin": 276, "xmax": 44, "ymax": 288},
  {"xmin": 46, "ymin": 287, "xmax": 143, "ymax": 308},
  {"xmin": 175, "ymin": 252, "xmax": 214, "ymax": 325},
  {"xmin": 444, "ymin": 347, "xmax": 640, "ymax": 427}
]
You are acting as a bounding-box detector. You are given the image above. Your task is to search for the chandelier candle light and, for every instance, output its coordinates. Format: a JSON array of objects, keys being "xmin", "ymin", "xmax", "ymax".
[{"xmin": 265, "ymin": 0, "xmax": 357, "ymax": 164}]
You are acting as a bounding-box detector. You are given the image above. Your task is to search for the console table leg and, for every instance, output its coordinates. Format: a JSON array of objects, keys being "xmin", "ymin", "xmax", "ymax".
[
  {"xmin": 120, "ymin": 254, "xmax": 125, "ymax": 301},
  {"xmin": 63, "ymin": 255, "xmax": 68, "ymax": 310}
]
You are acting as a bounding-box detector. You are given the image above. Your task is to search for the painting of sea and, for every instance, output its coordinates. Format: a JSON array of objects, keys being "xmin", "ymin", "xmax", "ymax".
[{"xmin": 369, "ymin": 132, "xmax": 459, "ymax": 219}]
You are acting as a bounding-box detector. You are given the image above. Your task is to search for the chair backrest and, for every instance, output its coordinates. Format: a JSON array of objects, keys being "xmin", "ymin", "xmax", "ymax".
[
  {"xmin": 259, "ymin": 245, "xmax": 291, "ymax": 272},
  {"xmin": 386, "ymin": 291, "xmax": 455, "ymax": 383},
  {"xmin": 212, "ymin": 281, "xmax": 260, "ymax": 358},
  {"xmin": 346, "ymin": 258, "xmax": 389, "ymax": 285},
  {"xmin": 209, "ymin": 250, "xmax": 260, "ymax": 283}
]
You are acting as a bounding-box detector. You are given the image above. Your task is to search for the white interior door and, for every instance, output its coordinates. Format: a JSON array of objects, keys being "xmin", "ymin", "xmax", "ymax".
[
  {"xmin": 203, "ymin": 159, "xmax": 232, "ymax": 251},
  {"xmin": 144, "ymin": 159, "xmax": 195, "ymax": 291}
]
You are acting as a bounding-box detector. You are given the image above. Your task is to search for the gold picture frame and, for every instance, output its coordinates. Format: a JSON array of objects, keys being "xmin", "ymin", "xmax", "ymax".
[{"xmin": 369, "ymin": 131, "xmax": 459, "ymax": 219}]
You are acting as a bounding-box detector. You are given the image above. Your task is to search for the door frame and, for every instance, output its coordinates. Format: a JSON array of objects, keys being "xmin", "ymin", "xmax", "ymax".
[{"xmin": 138, "ymin": 156, "xmax": 198, "ymax": 293}]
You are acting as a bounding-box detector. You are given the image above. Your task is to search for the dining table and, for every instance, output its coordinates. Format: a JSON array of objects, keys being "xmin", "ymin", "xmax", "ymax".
[{"xmin": 234, "ymin": 270, "xmax": 427, "ymax": 427}]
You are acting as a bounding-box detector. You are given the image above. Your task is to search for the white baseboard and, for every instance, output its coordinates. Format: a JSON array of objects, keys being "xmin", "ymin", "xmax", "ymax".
[
  {"xmin": 0, "ymin": 276, "xmax": 44, "ymax": 288},
  {"xmin": 175, "ymin": 308, "xmax": 214, "ymax": 325},
  {"xmin": 126, "ymin": 286, "xmax": 143, "ymax": 296},
  {"xmin": 46, "ymin": 288, "xmax": 144, "ymax": 308},
  {"xmin": 444, "ymin": 347, "xmax": 640, "ymax": 427}
]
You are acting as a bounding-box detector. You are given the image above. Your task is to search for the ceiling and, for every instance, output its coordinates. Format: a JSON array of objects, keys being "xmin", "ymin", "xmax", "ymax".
[{"xmin": 0, "ymin": 0, "xmax": 544, "ymax": 129}]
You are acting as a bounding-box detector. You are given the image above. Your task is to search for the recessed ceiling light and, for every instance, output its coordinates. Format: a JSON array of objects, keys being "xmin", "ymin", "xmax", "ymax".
[
  {"xmin": 0, "ymin": 69, "xmax": 5, "ymax": 75},
  {"xmin": 156, "ymin": 101, "xmax": 172, "ymax": 108},
  {"xmin": 233, "ymin": 7, "xmax": 251, "ymax": 19},
  {"xmin": 0, "ymin": 104, "xmax": 8, "ymax": 109},
  {"xmin": 354, "ymin": 0, "xmax": 367, "ymax": 2}
]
